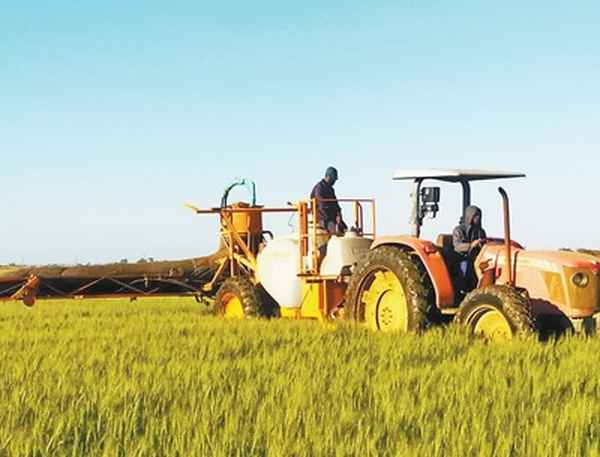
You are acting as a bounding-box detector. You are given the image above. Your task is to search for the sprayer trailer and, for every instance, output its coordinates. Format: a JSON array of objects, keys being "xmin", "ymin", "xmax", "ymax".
[{"xmin": 188, "ymin": 180, "xmax": 376, "ymax": 321}]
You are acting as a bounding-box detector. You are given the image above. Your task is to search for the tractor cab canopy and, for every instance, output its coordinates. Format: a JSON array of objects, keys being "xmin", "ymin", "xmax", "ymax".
[
  {"xmin": 393, "ymin": 169, "xmax": 525, "ymax": 237},
  {"xmin": 393, "ymin": 169, "xmax": 525, "ymax": 183}
]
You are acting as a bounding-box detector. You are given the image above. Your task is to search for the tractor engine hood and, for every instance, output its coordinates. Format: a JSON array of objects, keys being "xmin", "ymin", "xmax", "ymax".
[{"xmin": 477, "ymin": 244, "xmax": 600, "ymax": 319}]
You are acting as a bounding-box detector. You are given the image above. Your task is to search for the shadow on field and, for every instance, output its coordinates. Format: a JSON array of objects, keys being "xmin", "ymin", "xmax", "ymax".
[
  {"xmin": 430, "ymin": 313, "xmax": 589, "ymax": 344},
  {"xmin": 201, "ymin": 297, "xmax": 595, "ymax": 344}
]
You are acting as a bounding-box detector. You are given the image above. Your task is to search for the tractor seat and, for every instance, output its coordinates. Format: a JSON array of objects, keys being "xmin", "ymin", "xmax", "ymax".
[
  {"xmin": 436, "ymin": 234, "xmax": 462, "ymax": 289},
  {"xmin": 436, "ymin": 234, "xmax": 454, "ymax": 257}
]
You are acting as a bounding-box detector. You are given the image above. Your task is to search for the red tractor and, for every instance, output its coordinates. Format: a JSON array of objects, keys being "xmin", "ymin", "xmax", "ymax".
[{"xmin": 345, "ymin": 169, "xmax": 600, "ymax": 339}]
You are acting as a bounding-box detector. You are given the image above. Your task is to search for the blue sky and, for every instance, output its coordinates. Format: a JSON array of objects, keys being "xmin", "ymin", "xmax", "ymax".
[{"xmin": 2, "ymin": 1, "xmax": 599, "ymax": 264}]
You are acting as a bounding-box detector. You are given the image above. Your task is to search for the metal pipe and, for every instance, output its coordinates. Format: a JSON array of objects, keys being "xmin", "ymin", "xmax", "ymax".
[
  {"xmin": 191, "ymin": 207, "xmax": 297, "ymax": 214},
  {"xmin": 298, "ymin": 201, "xmax": 309, "ymax": 274},
  {"xmin": 498, "ymin": 187, "xmax": 513, "ymax": 286},
  {"xmin": 461, "ymin": 180, "xmax": 472, "ymax": 213},
  {"xmin": 311, "ymin": 198, "xmax": 319, "ymax": 274},
  {"xmin": 372, "ymin": 200, "xmax": 377, "ymax": 238},
  {"xmin": 410, "ymin": 180, "xmax": 422, "ymax": 238},
  {"xmin": 314, "ymin": 198, "xmax": 375, "ymax": 203}
]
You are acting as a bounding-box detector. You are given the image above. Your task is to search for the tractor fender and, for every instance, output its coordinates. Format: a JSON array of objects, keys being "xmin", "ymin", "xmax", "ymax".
[{"xmin": 371, "ymin": 236, "xmax": 455, "ymax": 307}]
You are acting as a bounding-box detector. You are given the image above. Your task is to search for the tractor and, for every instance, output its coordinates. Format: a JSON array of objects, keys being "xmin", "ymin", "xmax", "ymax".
[{"xmin": 345, "ymin": 169, "xmax": 600, "ymax": 338}]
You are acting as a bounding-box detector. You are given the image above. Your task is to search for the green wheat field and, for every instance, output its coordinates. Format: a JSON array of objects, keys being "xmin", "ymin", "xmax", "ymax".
[{"xmin": 1, "ymin": 298, "xmax": 599, "ymax": 457}]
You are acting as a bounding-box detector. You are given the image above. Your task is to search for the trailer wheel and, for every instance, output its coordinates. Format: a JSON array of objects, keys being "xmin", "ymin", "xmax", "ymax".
[
  {"xmin": 456, "ymin": 285, "xmax": 537, "ymax": 340},
  {"xmin": 214, "ymin": 277, "xmax": 262, "ymax": 319},
  {"xmin": 345, "ymin": 246, "xmax": 434, "ymax": 332}
]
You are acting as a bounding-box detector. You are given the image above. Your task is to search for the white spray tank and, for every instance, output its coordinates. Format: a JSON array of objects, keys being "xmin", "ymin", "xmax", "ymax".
[
  {"xmin": 256, "ymin": 235, "xmax": 303, "ymax": 309},
  {"xmin": 256, "ymin": 231, "xmax": 373, "ymax": 309},
  {"xmin": 320, "ymin": 231, "xmax": 373, "ymax": 276}
]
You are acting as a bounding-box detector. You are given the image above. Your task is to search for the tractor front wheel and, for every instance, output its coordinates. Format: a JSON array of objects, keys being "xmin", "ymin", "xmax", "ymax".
[
  {"xmin": 456, "ymin": 285, "xmax": 537, "ymax": 340},
  {"xmin": 214, "ymin": 277, "xmax": 262, "ymax": 319},
  {"xmin": 345, "ymin": 246, "xmax": 434, "ymax": 332}
]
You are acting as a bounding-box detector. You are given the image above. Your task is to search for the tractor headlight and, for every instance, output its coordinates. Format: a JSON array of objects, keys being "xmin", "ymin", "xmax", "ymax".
[{"xmin": 572, "ymin": 272, "xmax": 590, "ymax": 288}]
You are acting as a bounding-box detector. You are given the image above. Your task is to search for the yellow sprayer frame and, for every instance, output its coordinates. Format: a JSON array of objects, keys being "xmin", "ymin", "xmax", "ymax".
[{"xmin": 187, "ymin": 198, "xmax": 376, "ymax": 320}]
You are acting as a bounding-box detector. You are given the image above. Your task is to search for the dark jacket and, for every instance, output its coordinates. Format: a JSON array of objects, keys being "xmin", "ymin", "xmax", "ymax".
[
  {"xmin": 310, "ymin": 179, "xmax": 342, "ymax": 229},
  {"xmin": 453, "ymin": 206, "xmax": 487, "ymax": 256}
]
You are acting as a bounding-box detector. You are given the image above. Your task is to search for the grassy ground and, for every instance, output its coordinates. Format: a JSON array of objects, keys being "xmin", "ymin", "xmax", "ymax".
[{"xmin": 1, "ymin": 298, "xmax": 599, "ymax": 457}]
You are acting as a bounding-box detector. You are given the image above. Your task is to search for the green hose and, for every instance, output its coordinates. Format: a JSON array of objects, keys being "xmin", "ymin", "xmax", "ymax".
[{"xmin": 220, "ymin": 178, "xmax": 257, "ymax": 208}]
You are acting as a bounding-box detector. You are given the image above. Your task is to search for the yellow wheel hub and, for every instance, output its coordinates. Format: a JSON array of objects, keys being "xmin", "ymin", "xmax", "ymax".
[
  {"xmin": 222, "ymin": 293, "xmax": 245, "ymax": 319},
  {"xmin": 361, "ymin": 270, "xmax": 408, "ymax": 332},
  {"xmin": 472, "ymin": 306, "xmax": 513, "ymax": 341}
]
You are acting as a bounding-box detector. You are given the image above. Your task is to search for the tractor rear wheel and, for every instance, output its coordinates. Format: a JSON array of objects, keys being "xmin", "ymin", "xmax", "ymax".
[
  {"xmin": 456, "ymin": 285, "xmax": 537, "ymax": 340},
  {"xmin": 345, "ymin": 246, "xmax": 434, "ymax": 332},
  {"xmin": 214, "ymin": 277, "xmax": 262, "ymax": 319}
]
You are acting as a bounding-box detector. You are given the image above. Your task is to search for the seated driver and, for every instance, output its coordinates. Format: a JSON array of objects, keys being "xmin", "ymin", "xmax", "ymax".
[{"xmin": 453, "ymin": 206, "xmax": 487, "ymax": 292}]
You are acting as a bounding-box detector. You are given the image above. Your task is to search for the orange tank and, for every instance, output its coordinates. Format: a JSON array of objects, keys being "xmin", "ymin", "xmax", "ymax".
[{"xmin": 230, "ymin": 202, "xmax": 264, "ymax": 235}]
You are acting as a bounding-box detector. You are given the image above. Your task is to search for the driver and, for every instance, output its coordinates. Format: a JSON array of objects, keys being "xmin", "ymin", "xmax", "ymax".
[{"xmin": 453, "ymin": 206, "xmax": 487, "ymax": 292}]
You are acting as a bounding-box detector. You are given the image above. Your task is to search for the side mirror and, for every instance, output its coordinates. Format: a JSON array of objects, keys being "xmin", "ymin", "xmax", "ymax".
[{"xmin": 420, "ymin": 187, "xmax": 440, "ymax": 219}]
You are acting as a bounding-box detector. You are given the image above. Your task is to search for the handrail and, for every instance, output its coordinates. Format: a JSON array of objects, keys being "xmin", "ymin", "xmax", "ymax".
[
  {"xmin": 190, "ymin": 197, "xmax": 377, "ymax": 279},
  {"xmin": 187, "ymin": 205, "xmax": 297, "ymax": 215}
]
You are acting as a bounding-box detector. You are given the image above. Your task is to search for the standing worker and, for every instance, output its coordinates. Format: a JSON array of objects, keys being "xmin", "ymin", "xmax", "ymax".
[{"xmin": 310, "ymin": 167, "xmax": 348, "ymax": 235}]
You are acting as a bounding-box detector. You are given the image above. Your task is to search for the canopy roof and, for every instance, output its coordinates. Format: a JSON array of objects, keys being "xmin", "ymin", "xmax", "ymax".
[{"xmin": 393, "ymin": 169, "xmax": 526, "ymax": 183}]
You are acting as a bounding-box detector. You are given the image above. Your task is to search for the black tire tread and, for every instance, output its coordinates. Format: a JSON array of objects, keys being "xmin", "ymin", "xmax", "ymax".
[
  {"xmin": 214, "ymin": 277, "xmax": 262, "ymax": 318},
  {"xmin": 456, "ymin": 285, "xmax": 537, "ymax": 336},
  {"xmin": 345, "ymin": 246, "xmax": 435, "ymax": 331}
]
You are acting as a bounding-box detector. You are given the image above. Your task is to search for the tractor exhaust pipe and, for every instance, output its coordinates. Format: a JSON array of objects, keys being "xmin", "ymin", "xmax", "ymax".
[{"xmin": 498, "ymin": 187, "xmax": 514, "ymax": 286}]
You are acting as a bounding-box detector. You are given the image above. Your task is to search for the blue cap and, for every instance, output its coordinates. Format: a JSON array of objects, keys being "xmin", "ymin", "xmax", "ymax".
[{"xmin": 325, "ymin": 167, "xmax": 338, "ymax": 180}]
